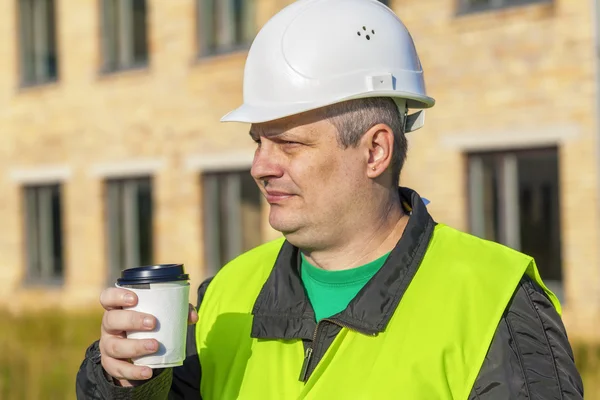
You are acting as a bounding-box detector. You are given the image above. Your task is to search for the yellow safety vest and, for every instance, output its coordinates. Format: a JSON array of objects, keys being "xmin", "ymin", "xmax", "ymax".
[{"xmin": 196, "ymin": 224, "xmax": 560, "ymax": 399}]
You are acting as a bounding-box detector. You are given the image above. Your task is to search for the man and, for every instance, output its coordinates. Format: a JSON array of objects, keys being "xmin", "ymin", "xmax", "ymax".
[{"xmin": 77, "ymin": 0, "xmax": 584, "ymax": 398}]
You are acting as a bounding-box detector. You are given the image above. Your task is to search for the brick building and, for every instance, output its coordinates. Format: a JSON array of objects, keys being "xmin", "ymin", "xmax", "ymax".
[{"xmin": 0, "ymin": 0, "xmax": 598, "ymax": 338}]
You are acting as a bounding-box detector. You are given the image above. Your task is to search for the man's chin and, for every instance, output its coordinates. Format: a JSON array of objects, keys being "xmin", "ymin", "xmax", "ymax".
[
  {"xmin": 268, "ymin": 215, "xmax": 302, "ymax": 237},
  {"xmin": 269, "ymin": 220, "xmax": 317, "ymax": 250},
  {"xmin": 269, "ymin": 222, "xmax": 300, "ymax": 237}
]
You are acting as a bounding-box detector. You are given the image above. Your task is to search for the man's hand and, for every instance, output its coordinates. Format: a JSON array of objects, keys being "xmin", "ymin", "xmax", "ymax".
[{"xmin": 98, "ymin": 287, "xmax": 199, "ymax": 387}]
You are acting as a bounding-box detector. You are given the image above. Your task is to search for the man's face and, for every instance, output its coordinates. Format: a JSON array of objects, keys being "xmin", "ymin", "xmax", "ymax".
[{"xmin": 250, "ymin": 110, "xmax": 367, "ymax": 249}]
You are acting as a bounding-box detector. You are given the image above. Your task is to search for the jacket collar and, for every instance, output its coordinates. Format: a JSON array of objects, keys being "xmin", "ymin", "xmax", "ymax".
[{"xmin": 251, "ymin": 187, "xmax": 436, "ymax": 339}]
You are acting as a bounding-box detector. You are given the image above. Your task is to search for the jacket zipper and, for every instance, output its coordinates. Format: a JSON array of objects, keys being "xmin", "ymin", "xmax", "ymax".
[{"xmin": 299, "ymin": 318, "xmax": 373, "ymax": 382}]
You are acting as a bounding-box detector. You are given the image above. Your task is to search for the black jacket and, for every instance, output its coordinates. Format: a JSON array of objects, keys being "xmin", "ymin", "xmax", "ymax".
[{"xmin": 76, "ymin": 188, "xmax": 584, "ymax": 399}]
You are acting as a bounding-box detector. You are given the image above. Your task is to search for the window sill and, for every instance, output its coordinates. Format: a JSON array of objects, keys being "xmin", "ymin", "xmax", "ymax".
[
  {"xmin": 195, "ymin": 45, "xmax": 251, "ymax": 65},
  {"xmin": 22, "ymin": 279, "xmax": 65, "ymax": 289},
  {"xmin": 17, "ymin": 77, "xmax": 60, "ymax": 93},
  {"xmin": 98, "ymin": 63, "xmax": 150, "ymax": 80},
  {"xmin": 456, "ymin": 0, "xmax": 553, "ymax": 17}
]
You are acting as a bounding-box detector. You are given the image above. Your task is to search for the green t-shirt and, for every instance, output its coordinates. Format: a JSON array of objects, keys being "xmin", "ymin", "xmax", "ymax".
[{"xmin": 300, "ymin": 252, "xmax": 391, "ymax": 322}]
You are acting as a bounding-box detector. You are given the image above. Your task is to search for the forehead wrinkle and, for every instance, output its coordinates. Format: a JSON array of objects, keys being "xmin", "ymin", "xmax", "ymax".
[
  {"xmin": 250, "ymin": 111, "xmax": 336, "ymax": 142},
  {"xmin": 250, "ymin": 123, "xmax": 306, "ymax": 141},
  {"xmin": 249, "ymin": 122, "xmax": 286, "ymax": 139}
]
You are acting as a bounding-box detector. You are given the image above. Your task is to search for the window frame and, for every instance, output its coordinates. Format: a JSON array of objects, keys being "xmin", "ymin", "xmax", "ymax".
[
  {"xmin": 466, "ymin": 146, "xmax": 564, "ymax": 300},
  {"xmin": 196, "ymin": 0, "xmax": 256, "ymax": 58},
  {"xmin": 99, "ymin": 0, "xmax": 149, "ymax": 74},
  {"xmin": 201, "ymin": 169, "xmax": 263, "ymax": 275},
  {"xmin": 17, "ymin": 0, "xmax": 60, "ymax": 87},
  {"xmin": 104, "ymin": 177, "xmax": 154, "ymax": 284},
  {"xmin": 22, "ymin": 183, "xmax": 65, "ymax": 286},
  {"xmin": 457, "ymin": 0, "xmax": 552, "ymax": 15}
]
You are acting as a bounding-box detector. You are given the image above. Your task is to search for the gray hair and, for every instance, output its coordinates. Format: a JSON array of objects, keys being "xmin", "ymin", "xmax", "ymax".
[{"xmin": 318, "ymin": 97, "xmax": 407, "ymax": 185}]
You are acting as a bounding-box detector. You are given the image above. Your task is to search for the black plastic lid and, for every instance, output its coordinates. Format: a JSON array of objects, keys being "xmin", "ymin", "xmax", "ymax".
[{"xmin": 116, "ymin": 264, "xmax": 189, "ymax": 285}]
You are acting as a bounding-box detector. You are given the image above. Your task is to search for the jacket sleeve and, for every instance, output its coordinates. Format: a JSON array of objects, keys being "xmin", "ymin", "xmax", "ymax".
[
  {"xmin": 75, "ymin": 277, "xmax": 214, "ymax": 400},
  {"xmin": 469, "ymin": 276, "xmax": 584, "ymax": 399}
]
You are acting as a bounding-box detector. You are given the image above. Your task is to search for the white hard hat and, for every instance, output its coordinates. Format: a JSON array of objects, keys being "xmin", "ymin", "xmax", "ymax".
[{"xmin": 221, "ymin": 0, "xmax": 435, "ymax": 132}]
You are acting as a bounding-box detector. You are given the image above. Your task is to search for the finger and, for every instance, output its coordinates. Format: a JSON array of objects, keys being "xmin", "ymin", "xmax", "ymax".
[
  {"xmin": 101, "ymin": 336, "xmax": 159, "ymax": 360},
  {"xmin": 100, "ymin": 288, "xmax": 138, "ymax": 310},
  {"xmin": 101, "ymin": 355, "xmax": 154, "ymax": 382},
  {"xmin": 188, "ymin": 304, "xmax": 199, "ymax": 325},
  {"xmin": 102, "ymin": 309, "xmax": 156, "ymax": 334}
]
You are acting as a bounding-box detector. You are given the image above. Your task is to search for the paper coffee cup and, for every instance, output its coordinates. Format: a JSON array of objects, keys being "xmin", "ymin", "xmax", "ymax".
[{"xmin": 116, "ymin": 264, "xmax": 190, "ymax": 368}]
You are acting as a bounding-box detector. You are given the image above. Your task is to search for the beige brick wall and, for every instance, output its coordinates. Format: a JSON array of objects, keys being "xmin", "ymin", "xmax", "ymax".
[
  {"xmin": 0, "ymin": 0, "xmax": 598, "ymax": 337},
  {"xmin": 0, "ymin": 0, "xmax": 271, "ymax": 310},
  {"xmin": 398, "ymin": 0, "xmax": 600, "ymax": 337}
]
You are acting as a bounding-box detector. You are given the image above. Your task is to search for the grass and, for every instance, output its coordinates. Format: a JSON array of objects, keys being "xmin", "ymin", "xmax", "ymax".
[
  {"xmin": 574, "ymin": 342, "xmax": 600, "ymax": 399},
  {"xmin": 0, "ymin": 310, "xmax": 598, "ymax": 399},
  {"xmin": 0, "ymin": 310, "xmax": 102, "ymax": 400}
]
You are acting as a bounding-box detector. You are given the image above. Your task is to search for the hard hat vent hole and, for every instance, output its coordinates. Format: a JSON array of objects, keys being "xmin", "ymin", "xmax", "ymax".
[{"xmin": 358, "ymin": 26, "xmax": 375, "ymax": 40}]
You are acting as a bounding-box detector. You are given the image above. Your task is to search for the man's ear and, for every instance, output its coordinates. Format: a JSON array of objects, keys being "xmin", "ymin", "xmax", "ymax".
[{"xmin": 365, "ymin": 123, "xmax": 394, "ymax": 178}]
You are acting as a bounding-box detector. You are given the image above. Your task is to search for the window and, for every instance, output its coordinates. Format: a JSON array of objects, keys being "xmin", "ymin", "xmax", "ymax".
[
  {"xmin": 202, "ymin": 170, "xmax": 263, "ymax": 274},
  {"xmin": 378, "ymin": 0, "xmax": 390, "ymax": 6},
  {"xmin": 18, "ymin": 0, "xmax": 58, "ymax": 85},
  {"xmin": 468, "ymin": 148, "xmax": 563, "ymax": 298},
  {"xmin": 197, "ymin": 0, "xmax": 256, "ymax": 56},
  {"xmin": 460, "ymin": 0, "xmax": 549, "ymax": 13},
  {"xmin": 101, "ymin": 0, "xmax": 148, "ymax": 72},
  {"xmin": 23, "ymin": 184, "xmax": 64, "ymax": 284},
  {"xmin": 105, "ymin": 178, "xmax": 153, "ymax": 283}
]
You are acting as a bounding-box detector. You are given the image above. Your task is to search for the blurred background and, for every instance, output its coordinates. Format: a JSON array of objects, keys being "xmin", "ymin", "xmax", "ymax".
[{"xmin": 0, "ymin": 0, "xmax": 599, "ymax": 398}]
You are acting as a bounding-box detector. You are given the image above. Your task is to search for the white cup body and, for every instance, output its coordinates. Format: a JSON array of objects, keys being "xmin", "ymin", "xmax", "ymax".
[{"xmin": 116, "ymin": 281, "xmax": 190, "ymax": 368}]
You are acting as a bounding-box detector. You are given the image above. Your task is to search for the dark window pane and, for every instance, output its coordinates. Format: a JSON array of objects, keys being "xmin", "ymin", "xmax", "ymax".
[
  {"xmin": 132, "ymin": 0, "xmax": 148, "ymax": 64},
  {"xmin": 483, "ymin": 155, "xmax": 500, "ymax": 241},
  {"xmin": 101, "ymin": 0, "xmax": 118, "ymax": 70},
  {"xmin": 218, "ymin": 175, "xmax": 229, "ymax": 265},
  {"xmin": 45, "ymin": 0, "xmax": 58, "ymax": 78},
  {"xmin": 51, "ymin": 185, "xmax": 63, "ymax": 277},
  {"xmin": 106, "ymin": 180, "xmax": 123, "ymax": 282},
  {"xmin": 233, "ymin": 0, "xmax": 244, "ymax": 44},
  {"xmin": 240, "ymin": 171, "xmax": 262, "ymax": 252},
  {"xmin": 198, "ymin": 0, "xmax": 215, "ymax": 55},
  {"xmin": 202, "ymin": 174, "xmax": 221, "ymax": 274},
  {"xmin": 19, "ymin": 0, "xmax": 35, "ymax": 83},
  {"xmin": 467, "ymin": 0, "xmax": 491, "ymax": 7},
  {"xmin": 462, "ymin": 0, "xmax": 493, "ymax": 12},
  {"xmin": 517, "ymin": 150, "xmax": 562, "ymax": 282},
  {"xmin": 24, "ymin": 187, "xmax": 40, "ymax": 279},
  {"xmin": 136, "ymin": 178, "xmax": 153, "ymax": 266}
]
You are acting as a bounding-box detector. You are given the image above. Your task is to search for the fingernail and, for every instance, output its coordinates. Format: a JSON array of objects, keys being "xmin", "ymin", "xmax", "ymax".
[
  {"xmin": 141, "ymin": 368, "xmax": 152, "ymax": 379},
  {"xmin": 145, "ymin": 341, "xmax": 157, "ymax": 351},
  {"xmin": 143, "ymin": 317, "xmax": 154, "ymax": 328},
  {"xmin": 124, "ymin": 294, "xmax": 135, "ymax": 304}
]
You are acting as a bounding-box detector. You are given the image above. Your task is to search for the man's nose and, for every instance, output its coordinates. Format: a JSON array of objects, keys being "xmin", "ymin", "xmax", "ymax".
[{"xmin": 251, "ymin": 142, "xmax": 284, "ymax": 182}]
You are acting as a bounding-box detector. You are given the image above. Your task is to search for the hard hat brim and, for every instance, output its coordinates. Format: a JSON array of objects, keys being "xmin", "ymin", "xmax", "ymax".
[{"xmin": 221, "ymin": 91, "xmax": 435, "ymax": 124}]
